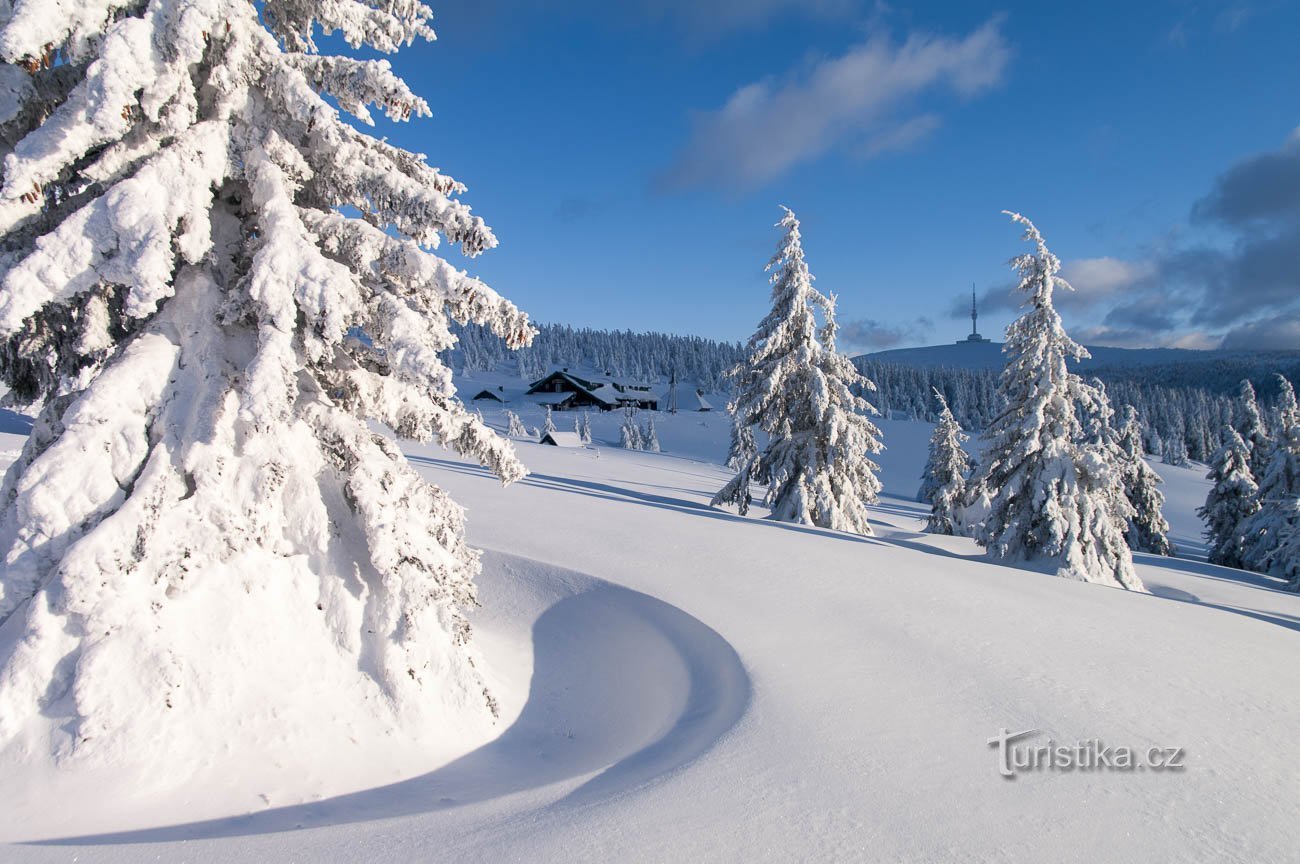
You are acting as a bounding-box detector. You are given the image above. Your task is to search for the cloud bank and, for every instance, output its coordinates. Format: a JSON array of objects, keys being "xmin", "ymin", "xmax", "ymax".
[{"xmin": 947, "ymin": 128, "xmax": 1300, "ymax": 351}]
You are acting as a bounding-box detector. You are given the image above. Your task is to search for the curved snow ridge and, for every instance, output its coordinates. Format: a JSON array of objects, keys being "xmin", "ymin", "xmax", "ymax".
[{"xmin": 42, "ymin": 551, "xmax": 751, "ymax": 844}]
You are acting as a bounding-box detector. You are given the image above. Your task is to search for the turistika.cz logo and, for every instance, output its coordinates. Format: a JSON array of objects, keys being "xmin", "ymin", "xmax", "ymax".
[{"xmin": 988, "ymin": 728, "xmax": 1186, "ymax": 778}]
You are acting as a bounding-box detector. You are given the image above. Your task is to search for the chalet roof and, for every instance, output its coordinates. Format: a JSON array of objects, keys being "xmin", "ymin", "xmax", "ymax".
[
  {"xmin": 525, "ymin": 371, "xmax": 660, "ymax": 407},
  {"xmin": 695, "ymin": 391, "xmax": 715, "ymax": 411},
  {"xmin": 533, "ymin": 392, "xmax": 577, "ymax": 407},
  {"xmin": 539, "ymin": 431, "xmax": 585, "ymax": 447}
]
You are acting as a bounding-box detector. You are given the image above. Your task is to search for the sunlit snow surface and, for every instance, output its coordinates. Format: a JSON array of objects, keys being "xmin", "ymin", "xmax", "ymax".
[{"xmin": 3, "ymin": 397, "xmax": 1299, "ymax": 862}]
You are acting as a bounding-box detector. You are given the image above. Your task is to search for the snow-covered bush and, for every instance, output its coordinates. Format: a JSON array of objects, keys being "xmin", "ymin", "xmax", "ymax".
[
  {"xmin": 543, "ymin": 405, "xmax": 557, "ymax": 437},
  {"xmin": 713, "ymin": 207, "xmax": 883, "ymax": 534},
  {"xmin": 620, "ymin": 408, "xmax": 644, "ymax": 450},
  {"xmin": 0, "ymin": 0, "xmax": 533, "ymax": 760},
  {"xmin": 972, "ymin": 213, "xmax": 1142, "ymax": 590},
  {"xmin": 642, "ymin": 416, "xmax": 660, "ymax": 453},
  {"xmin": 506, "ymin": 409, "xmax": 527, "ymax": 437},
  {"xmin": 577, "ymin": 411, "xmax": 592, "ymax": 444}
]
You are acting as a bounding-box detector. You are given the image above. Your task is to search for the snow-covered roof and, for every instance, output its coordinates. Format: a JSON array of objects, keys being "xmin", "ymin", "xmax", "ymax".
[
  {"xmin": 695, "ymin": 392, "xmax": 714, "ymax": 411},
  {"xmin": 533, "ymin": 392, "xmax": 577, "ymax": 407},
  {"xmin": 539, "ymin": 431, "xmax": 585, "ymax": 447},
  {"xmin": 583, "ymin": 384, "xmax": 623, "ymax": 406}
]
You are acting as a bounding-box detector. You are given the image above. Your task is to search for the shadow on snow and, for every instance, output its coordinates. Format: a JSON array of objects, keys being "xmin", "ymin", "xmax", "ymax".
[{"xmin": 35, "ymin": 559, "xmax": 752, "ymax": 845}]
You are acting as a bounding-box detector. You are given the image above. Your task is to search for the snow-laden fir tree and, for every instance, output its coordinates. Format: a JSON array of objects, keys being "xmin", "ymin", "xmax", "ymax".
[
  {"xmin": 918, "ymin": 389, "xmax": 970, "ymax": 535},
  {"xmin": 1275, "ymin": 501, "xmax": 1300, "ymax": 589},
  {"xmin": 1199, "ymin": 429, "xmax": 1260, "ymax": 569},
  {"xmin": 1078, "ymin": 379, "xmax": 1143, "ymax": 559},
  {"xmin": 506, "ymin": 409, "xmax": 527, "ymax": 437},
  {"xmin": 642, "ymin": 416, "xmax": 660, "ymax": 453},
  {"xmin": 1240, "ymin": 375, "xmax": 1300, "ymax": 574},
  {"xmin": 724, "ymin": 418, "xmax": 756, "ymax": 471},
  {"xmin": 1117, "ymin": 406, "xmax": 1174, "ymax": 555},
  {"xmin": 0, "ymin": 0, "xmax": 534, "ymax": 759},
  {"xmin": 620, "ymin": 408, "xmax": 643, "ymax": 450},
  {"xmin": 1235, "ymin": 379, "xmax": 1272, "ymax": 479},
  {"xmin": 1162, "ymin": 433, "xmax": 1190, "ymax": 467},
  {"xmin": 578, "ymin": 410, "xmax": 592, "ymax": 444},
  {"xmin": 972, "ymin": 213, "xmax": 1143, "ymax": 590},
  {"xmin": 543, "ymin": 405, "xmax": 557, "ymax": 437},
  {"xmin": 713, "ymin": 207, "xmax": 883, "ymax": 533}
]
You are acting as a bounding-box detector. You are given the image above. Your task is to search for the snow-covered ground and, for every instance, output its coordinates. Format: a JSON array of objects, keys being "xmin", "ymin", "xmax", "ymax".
[{"xmin": 4, "ymin": 398, "xmax": 1299, "ymax": 862}]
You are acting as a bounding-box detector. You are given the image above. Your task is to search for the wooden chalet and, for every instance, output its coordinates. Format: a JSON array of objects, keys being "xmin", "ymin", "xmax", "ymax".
[{"xmin": 526, "ymin": 371, "xmax": 659, "ymax": 411}]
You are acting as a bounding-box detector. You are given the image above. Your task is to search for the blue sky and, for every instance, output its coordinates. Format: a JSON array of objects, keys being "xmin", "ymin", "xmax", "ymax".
[{"xmin": 366, "ymin": 1, "xmax": 1300, "ymax": 353}]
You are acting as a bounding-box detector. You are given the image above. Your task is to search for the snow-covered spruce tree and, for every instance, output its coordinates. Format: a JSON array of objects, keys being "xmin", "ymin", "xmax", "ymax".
[
  {"xmin": 0, "ymin": 0, "xmax": 534, "ymax": 757},
  {"xmin": 973, "ymin": 213, "xmax": 1143, "ymax": 590},
  {"xmin": 918, "ymin": 389, "xmax": 970, "ymax": 535},
  {"xmin": 1240, "ymin": 375, "xmax": 1300, "ymax": 574},
  {"xmin": 713, "ymin": 207, "xmax": 882, "ymax": 533},
  {"xmin": 619, "ymin": 408, "xmax": 643, "ymax": 450},
  {"xmin": 1198, "ymin": 429, "xmax": 1260, "ymax": 569},
  {"xmin": 1162, "ymin": 434, "xmax": 1189, "ymax": 467},
  {"xmin": 578, "ymin": 410, "xmax": 592, "ymax": 444},
  {"xmin": 1235, "ymin": 379, "xmax": 1272, "ymax": 479},
  {"xmin": 506, "ymin": 409, "xmax": 527, "ymax": 437},
  {"xmin": 724, "ymin": 418, "xmax": 756, "ymax": 471},
  {"xmin": 1117, "ymin": 406, "xmax": 1174, "ymax": 555},
  {"xmin": 1276, "ymin": 501, "xmax": 1300, "ymax": 589},
  {"xmin": 642, "ymin": 415, "xmax": 660, "ymax": 453},
  {"xmin": 542, "ymin": 405, "xmax": 557, "ymax": 437}
]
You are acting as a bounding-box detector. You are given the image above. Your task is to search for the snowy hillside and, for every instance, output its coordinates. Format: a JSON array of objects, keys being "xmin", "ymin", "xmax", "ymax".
[{"xmin": 3, "ymin": 393, "xmax": 1299, "ymax": 862}]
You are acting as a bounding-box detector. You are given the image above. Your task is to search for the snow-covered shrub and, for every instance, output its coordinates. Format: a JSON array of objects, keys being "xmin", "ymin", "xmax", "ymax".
[
  {"xmin": 642, "ymin": 416, "xmax": 660, "ymax": 453},
  {"xmin": 506, "ymin": 410, "xmax": 527, "ymax": 437},
  {"xmin": 620, "ymin": 408, "xmax": 643, "ymax": 450}
]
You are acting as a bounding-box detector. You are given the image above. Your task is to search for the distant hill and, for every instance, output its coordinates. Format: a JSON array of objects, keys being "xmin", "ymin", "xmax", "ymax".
[
  {"xmin": 856, "ymin": 343, "xmax": 1300, "ymax": 397},
  {"xmin": 860, "ymin": 342, "xmax": 1221, "ymax": 372}
]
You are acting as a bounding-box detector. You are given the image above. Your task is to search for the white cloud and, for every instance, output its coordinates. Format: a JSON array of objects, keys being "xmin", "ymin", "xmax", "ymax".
[
  {"xmin": 859, "ymin": 114, "xmax": 943, "ymax": 158},
  {"xmin": 1058, "ymin": 256, "xmax": 1155, "ymax": 306},
  {"xmin": 659, "ymin": 19, "xmax": 1010, "ymax": 191}
]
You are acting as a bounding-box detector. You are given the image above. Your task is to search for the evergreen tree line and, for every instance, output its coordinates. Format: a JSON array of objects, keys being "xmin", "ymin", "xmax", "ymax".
[
  {"xmin": 456, "ymin": 317, "xmax": 1292, "ymax": 470},
  {"xmin": 450, "ymin": 321, "xmax": 744, "ymax": 390},
  {"xmin": 1200, "ymin": 378, "xmax": 1300, "ymax": 587},
  {"xmin": 856, "ymin": 357, "xmax": 1294, "ymax": 465}
]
